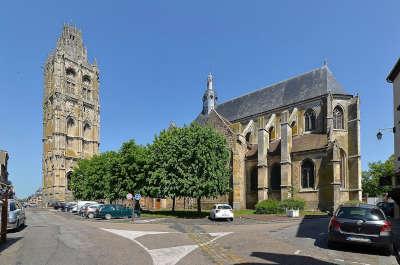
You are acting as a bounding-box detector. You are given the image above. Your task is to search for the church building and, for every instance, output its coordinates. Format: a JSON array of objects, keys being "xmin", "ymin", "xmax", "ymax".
[{"xmin": 196, "ymin": 65, "xmax": 361, "ymax": 211}]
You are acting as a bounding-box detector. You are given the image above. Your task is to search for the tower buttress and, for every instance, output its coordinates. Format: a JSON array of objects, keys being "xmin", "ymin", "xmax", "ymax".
[{"xmin": 202, "ymin": 73, "xmax": 217, "ymax": 115}]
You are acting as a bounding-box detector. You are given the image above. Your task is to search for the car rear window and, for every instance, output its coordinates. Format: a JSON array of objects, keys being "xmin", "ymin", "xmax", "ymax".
[
  {"xmin": 336, "ymin": 207, "xmax": 385, "ymax": 221},
  {"xmin": 218, "ymin": 205, "xmax": 232, "ymax": 210}
]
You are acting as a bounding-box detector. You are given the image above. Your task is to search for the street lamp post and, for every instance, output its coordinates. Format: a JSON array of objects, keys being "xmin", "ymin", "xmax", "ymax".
[{"xmin": 376, "ymin": 127, "xmax": 396, "ymax": 140}]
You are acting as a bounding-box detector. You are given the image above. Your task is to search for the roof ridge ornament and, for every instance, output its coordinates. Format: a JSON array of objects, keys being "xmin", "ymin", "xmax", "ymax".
[{"xmin": 207, "ymin": 72, "xmax": 213, "ymax": 90}]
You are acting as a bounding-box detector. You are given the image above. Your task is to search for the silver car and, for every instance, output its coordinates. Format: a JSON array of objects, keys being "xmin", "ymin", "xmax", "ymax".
[{"xmin": 0, "ymin": 199, "xmax": 26, "ymax": 230}]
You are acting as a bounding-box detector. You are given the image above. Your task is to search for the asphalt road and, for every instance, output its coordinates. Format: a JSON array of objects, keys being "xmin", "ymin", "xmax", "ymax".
[{"xmin": 0, "ymin": 209, "xmax": 398, "ymax": 265}]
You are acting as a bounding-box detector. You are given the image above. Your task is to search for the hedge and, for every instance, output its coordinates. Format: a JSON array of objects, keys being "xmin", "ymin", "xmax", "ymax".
[{"xmin": 255, "ymin": 198, "xmax": 306, "ymax": 214}]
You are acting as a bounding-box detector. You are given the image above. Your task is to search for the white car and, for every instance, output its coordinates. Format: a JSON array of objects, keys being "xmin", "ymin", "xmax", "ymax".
[{"xmin": 210, "ymin": 204, "xmax": 234, "ymax": 221}]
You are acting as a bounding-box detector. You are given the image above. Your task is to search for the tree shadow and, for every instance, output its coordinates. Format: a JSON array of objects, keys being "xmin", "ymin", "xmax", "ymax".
[
  {"xmin": 141, "ymin": 210, "xmax": 209, "ymax": 219},
  {"xmin": 234, "ymin": 251, "xmax": 334, "ymax": 265},
  {"xmin": 295, "ymin": 217, "xmax": 388, "ymax": 256},
  {"xmin": 0, "ymin": 236, "xmax": 22, "ymax": 253}
]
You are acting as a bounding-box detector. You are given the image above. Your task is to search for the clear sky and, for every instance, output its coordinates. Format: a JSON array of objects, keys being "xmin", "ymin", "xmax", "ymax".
[{"xmin": 1, "ymin": 1, "xmax": 399, "ymax": 198}]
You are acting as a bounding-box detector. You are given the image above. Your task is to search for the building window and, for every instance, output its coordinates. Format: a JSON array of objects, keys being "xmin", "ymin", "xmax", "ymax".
[
  {"xmin": 66, "ymin": 67, "xmax": 76, "ymax": 78},
  {"xmin": 333, "ymin": 106, "xmax": 344, "ymax": 129},
  {"xmin": 301, "ymin": 159, "xmax": 315, "ymax": 189},
  {"xmin": 250, "ymin": 168, "xmax": 258, "ymax": 192},
  {"xmin": 67, "ymin": 117, "xmax": 75, "ymax": 136},
  {"xmin": 304, "ymin": 109, "xmax": 316, "ymax": 131},
  {"xmin": 340, "ymin": 150, "xmax": 347, "ymax": 188},
  {"xmin": 82, "ymin": 75, "xmax": 91, "ymax": 85},
  {"xmin": 269, "ymin": 126, "xmax": 276, "ymax": 141},
  {"xmin": 270, "ymin": 163, "xmax": 281, "ymax": 190},
  {"xmin": 83, "ymin": 123, "xmax": 91, "ymax": 139}
]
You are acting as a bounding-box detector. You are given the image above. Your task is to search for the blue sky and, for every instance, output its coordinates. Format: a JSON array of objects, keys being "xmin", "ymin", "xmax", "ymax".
[{"xmin": 0, "ymin": 1, "xmax": 399, "ymax": 198}]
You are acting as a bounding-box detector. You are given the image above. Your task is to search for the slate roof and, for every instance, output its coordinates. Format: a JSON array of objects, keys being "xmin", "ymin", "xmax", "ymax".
[
  {"xmin": 387, "ymin": 58, "xmax": 400, "ymax": 83},
  {"xmin": 213, "ymin": 66, "xmax": 349, "ymax": 122}
]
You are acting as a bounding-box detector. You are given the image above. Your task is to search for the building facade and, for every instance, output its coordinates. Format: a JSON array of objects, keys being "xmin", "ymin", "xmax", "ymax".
[
  {"xmin": 42, "ymin": 25, "xmax": 100, "ymax": 203},
  {"xmin": 387, "ymin": 58, "xmax": 400, "ymax": 217},
  {"xmin": 196, "ymin": 66, "xmax": 362, "ymax": 211}
]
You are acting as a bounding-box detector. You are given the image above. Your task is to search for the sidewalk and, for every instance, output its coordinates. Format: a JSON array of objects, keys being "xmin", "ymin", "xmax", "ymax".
[{"xmin": 239, "ymin": 214, "xmax": 328, "ymax": 223}]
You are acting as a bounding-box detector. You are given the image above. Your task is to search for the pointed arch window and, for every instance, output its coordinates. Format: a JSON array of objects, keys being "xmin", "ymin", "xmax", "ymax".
[
  {"xmin": 269, "ymin": 126, "xmax": 276, "ymax": 141},
  {"xmin": 333, "ymin": 106, "xmax": 344, "ymax": 129},
  {"xmin": 301, "ymin": 159, "xmax": 315, "ymax": 189},
  {"xmin": 340, "ymin": 150, "xmax": 347, "ymax": 188},
  {"xmin": 250, "ymin": 167, "xmax": 258, "ymax": 192},
  {"xmin": 83, "ymin": 123, "xmax": 91, "ymax": 139},
  {"xmin": 270, "ymin": 163, "xmax": 281, "ymax": 190},
  {"xmin": 66, "ymin": 117, "xmax": 75, "ymax": 136},
  {"xmin": 304, "ymin": 109, "xmax": 316, "ymax": 132}
]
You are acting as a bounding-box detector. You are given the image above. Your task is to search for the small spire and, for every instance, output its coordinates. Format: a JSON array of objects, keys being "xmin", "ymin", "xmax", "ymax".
[
  {"xmin": 323, "ymin": 59, "xmax": 328, "ymax": 67},
  {"xmin": 207, "ymin": 72, "xmax": 213, "ymax": 90}
]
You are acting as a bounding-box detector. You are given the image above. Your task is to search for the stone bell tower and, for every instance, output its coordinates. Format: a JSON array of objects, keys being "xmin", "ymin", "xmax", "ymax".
[
  {"xmin": 42, "ymin": 24, "xmax": 100, "ymax": 203},
  {"xmin": 202, "ymin": 73, "xmax": 217, "ymax": 114}
]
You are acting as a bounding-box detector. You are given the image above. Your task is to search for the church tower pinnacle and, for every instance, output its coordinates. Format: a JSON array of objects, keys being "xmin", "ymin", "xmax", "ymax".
[{"xmin": 202, "ymin": 73, "xmax": 217, "ymax": 114}]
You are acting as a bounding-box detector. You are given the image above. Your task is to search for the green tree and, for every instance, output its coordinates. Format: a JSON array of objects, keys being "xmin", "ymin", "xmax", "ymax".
[
  {"xmin": 362, "ymin": 155, "xmax": 395, "ymax": 197},
  {"xmin": 148, "ymin": 123, "xmax": 231, "ymax": 214}
]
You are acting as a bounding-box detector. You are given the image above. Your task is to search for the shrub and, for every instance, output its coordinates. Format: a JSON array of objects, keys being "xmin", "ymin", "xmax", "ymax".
[
  {"xmin": 255, "ymin": 199, "xmax": 283, "ymax": 214},
  {"xmin": 280, "ymin": 198, "xmax": 305, "ymax": 210}
]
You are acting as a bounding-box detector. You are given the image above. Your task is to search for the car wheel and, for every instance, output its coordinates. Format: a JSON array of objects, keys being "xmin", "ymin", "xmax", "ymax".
[
  {"xmin": 228, "ymin": 218, "xmax": 233, "ymax": 222},
  {"xmin": 105, "ymin": 214, "xmax": 112, "ymax": 220},
  {"xmin": 88, "ymin": 213, "xmax": 94, "ymax": 219}
]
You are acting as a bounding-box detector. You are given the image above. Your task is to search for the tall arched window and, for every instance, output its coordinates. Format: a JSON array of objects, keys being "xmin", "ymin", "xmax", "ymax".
[
  {"xmin": 270, "ymin": 163, "xmax": 281, "ymax": 190},
  {"xmin": 67, "ymin": 117, "xmax": 75, "ymax": 136},
  {"xmin": 245, "ymin": 132, "xmax": 251, "ymax": 143},
  {"xmin": 333, "ymin": 106, "xmax": 344, "ymax": 129},
  {"xmin": 66, "ymin": 67, "xmax": 76, "ymax": 78},
  {"xmin": 304, "ymin": 109, "xmax": 316, "ymax": 132},
  {"xmin": 269, "ymin": 126, "xmax": 276, "ymax": 141},
  {"xmin": 340, "ymin": 150, "xmax": 347, "ymax": 188},
  {"xmin": 301, "ymin": 159, "xmax": 315, "ymax": 189},
  {"xmin": 83, "ymin": 123, "xmax": 91, "ymax": 139}
]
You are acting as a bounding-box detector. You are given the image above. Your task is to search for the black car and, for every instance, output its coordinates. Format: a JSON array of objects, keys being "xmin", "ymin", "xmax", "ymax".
[{"xmin": 328, "ymin": 203, "xmax": 393, "ymax": 255}]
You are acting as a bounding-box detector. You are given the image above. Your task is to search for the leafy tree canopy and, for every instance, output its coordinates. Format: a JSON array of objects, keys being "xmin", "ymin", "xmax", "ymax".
[{"xmin": 362, "ymin": 155, "xmax": 395, "ymax": 197}]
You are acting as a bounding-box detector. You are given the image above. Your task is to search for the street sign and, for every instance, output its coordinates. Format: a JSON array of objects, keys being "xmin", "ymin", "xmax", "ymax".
[
  {"xmin": 126, "ymin": 193, "xmax": 133, "ymax": 200},
  {"xmin": 134, "ymin": 193, "xmax": 141, "ymax": 200}
]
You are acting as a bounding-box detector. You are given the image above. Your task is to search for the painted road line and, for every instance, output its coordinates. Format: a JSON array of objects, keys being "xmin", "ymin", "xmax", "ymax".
[{"xmin": 102, "ymin": 228, "xmax": 233, "ymax": 265}]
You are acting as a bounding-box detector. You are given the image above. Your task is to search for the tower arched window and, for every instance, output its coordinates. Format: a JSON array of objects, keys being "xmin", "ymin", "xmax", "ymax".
[
  {"xmin": 301, "ymin": 159, "xmax": 315, "ymax": 189},
  {"xmin": 67, "ymin": 117, "xmax": 75, "ymax": 136},
  {"xmin": 66, "ymin": 67, "xmax": 76, "ymax": 78},
  {"xmin": 83, "ymin": 123, "xmax": 91, "ymax": 139},
  {"xmin": 304, "ymin": 109, "xmax": 316, "ymax": 132},
  {"xmin": 82, "ymin": 75, "xmax": 91, "ymax": 85},
  {"xmin": 333, "ymin": 106, "xmax": 344, "ymax": 129}
]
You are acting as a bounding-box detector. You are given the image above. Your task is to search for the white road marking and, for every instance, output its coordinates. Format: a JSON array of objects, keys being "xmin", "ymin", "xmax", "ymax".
[
  {"xmin": 334, "ymin": 258, "xmax": 345, "ymax": 262},
  {"xmin": 294, "ymin": 250, "xmax": 301, "ymax": 255},
  {"xmin": 102, "ymin": 229, "xmax": 232, "ymax": 265}
]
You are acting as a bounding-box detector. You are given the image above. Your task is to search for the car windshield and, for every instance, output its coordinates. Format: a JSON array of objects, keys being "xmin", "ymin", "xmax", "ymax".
[
  {"xmin": 336, "ymin": 207, "xmax": 385, "ymax": 221},
  {"xmin": 218, "ymin": 205, "xmax": 232, "ymax": 210}
]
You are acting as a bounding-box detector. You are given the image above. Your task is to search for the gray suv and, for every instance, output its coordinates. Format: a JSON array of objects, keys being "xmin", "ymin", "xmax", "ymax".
[{"xmin": 0, "ymin": 199, "xmax": 26, "ymax": 230}]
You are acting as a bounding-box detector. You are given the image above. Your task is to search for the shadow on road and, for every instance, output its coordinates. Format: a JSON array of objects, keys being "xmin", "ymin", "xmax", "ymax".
[
  {"xmin": 7, "ymin": 224, "xmax": 27, "ymax": 234},
  {"xmin": 234, "ymin": 251, "xmax": 333, "ymax": 265},
  {"xmin": 295, "ymin": 216, "xmax": 389, "ymax": 257},
  {"xmin": 0, "ymin": 236, "xmax": 22, "ymax": 253}
]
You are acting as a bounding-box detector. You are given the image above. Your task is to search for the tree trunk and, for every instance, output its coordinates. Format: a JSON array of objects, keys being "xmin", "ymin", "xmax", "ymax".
[
  {"xmin": 197, "ymin": 197, "xmax": 201, "ymax": 215},
  {"xmin": 1, "ymin": 191, "xmax": 9, "ymax": 243},
  {"xmin": 183, "ymin": 197, "xmax": 186, "ymax": 210},
  {"xmin": 172, "ymin": 196, "xmax": 176, "ymax": 213}
]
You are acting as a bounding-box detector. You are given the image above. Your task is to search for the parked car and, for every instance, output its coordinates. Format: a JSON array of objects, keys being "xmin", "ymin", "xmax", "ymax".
[
  {"xmin": 327, "ymin": 203, "xmax": 393, "ymax": 255},
  {"xmin": 97, "ymin": 204, "xmax": 132, "ymax": 220},
  {"xmin": 64, "ymin": 202, "xmax": 76, "ymax": 212},
  {"xmin": 0, "ymin": 199, "xmax": 26, "ymax": 230},
  {"xmin": 71, "ymin": 201, "xmax": 97, "ymax": 214},
  {"xmin": 85, "ymin": 204, "xmax": 103, "ymax": 219},
  {"xmin": 210, "ymin": 204, "xmax": 234, "ymax": 221},
  {"xmin": 377, "ymin": 201, "xmax": 395, "ymax": 218}
]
